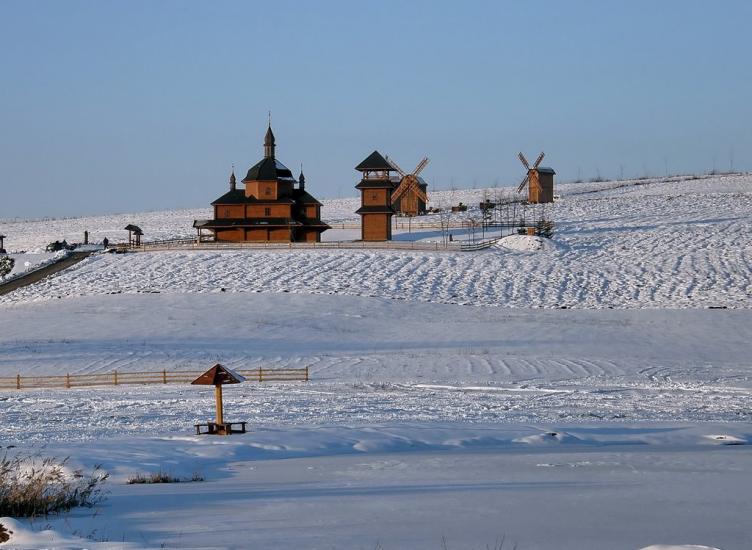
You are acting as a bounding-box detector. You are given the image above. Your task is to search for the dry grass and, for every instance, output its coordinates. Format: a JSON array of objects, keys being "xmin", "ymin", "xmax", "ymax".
[
  {"xmin": 0, "ymin": 453, "xmax": 108, "ymax": 517},
  {"xmin": 126, "ymin": 470, "xmax": 204, "ymax": 484}
]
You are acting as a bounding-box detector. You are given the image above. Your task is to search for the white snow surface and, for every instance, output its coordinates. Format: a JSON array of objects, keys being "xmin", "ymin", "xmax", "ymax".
[
  {"xmin": 2, "ymin": 173, "xmax": 750, "ymax": 309},
  {"xmin": 1, "ymin": 174, "xmax": 751, "ymax": 549}
]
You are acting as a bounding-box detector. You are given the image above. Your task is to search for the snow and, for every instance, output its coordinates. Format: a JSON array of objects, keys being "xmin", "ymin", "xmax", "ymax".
[
  {"xmin": 1, "ymin": 251, "xmax": 66, "ymax": 281},
  {"xmin": 2, "ymin": 173, "xmax": 750, "ymax": 309},
  {"xmin": 0, "ymin": 173, "xmax": 750, "ymax": 549}
]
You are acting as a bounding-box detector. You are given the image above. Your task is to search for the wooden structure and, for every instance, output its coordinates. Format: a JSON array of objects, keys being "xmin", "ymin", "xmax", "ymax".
[
  {"xmin": 0, "ymin": 235, "xmax": 5, "ymax": 254},
  {"xmin": 516, "ymin": 152, "xmax": 555, "ymax": 204},
  {"xmin": 0, "ymin": 367, "xmax": 309, "ymax": 391},
  {"xmin": 387, "ymin": 157, "xmax": 430, "ymax": 216},
  {"xmin": 196, "ymin": 126, "xmax": 330, "ymax": 243},
  {"xmin": 355, "ymin": 151, "xmax": 397, "ymax": 241},
  {"xmin": 191, "ymin": 364, "xmax": 247, "ymax": 435},
  {"xmin": 124, "ymin": 224, "xmax": 143, "ymax": 246}
]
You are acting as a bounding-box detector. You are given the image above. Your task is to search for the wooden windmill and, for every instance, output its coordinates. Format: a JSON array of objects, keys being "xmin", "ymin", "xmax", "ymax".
[
  {"xmin": 517, "ymin": 151, "xmax": 555, "ymax": 204},
  {"xmin": 388, "ymin": 157, "xmax": 430, "ymax": 216}
]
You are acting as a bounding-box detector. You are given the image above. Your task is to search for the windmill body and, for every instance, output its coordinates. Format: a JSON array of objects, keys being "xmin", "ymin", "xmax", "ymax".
[
  {"xmin": 388, "ymin": 157, "xmax": 430, "ymax": 217},
  {"xmin": 517, "ymin": 151, "xmax": 555, "ymax": 204}
]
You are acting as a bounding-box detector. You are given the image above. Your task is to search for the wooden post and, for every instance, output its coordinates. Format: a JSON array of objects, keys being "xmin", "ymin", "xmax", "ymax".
[
  {"xmin": 214, "ymin": 384, "xmax": 224, "ymax": 425},
  {"xmin": 163, "ymin": 369, "xmax": 167, "ymax": 384},
  {"xmin": 66, "ymin": 373, "xmax": 71, "ymax": 389},
  {"xmin": 305, "ymin": 366, "xmax": 309, "ymax": 382},
  {"xmin": 258, "ymin": 367, "xmax": 263, "ymax": 383},
  {"xmin": 114, "ymin": 370, "xmax": 118, "ymax": 385},
  {"xmin": 16, "ymin": 374, "xmax": 20, "ymax": 390}
]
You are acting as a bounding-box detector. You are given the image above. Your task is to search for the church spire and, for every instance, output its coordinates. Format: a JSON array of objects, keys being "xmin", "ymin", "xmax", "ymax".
[
  {"xmin": 229, "ymin": 165, "xmax": 236, "ymax": 191},
  {"xmin": 298, "ymin": 164, "xmax": 305, "ymax": 191},
  {"xmin": 264, "ymin": 124, "xmax": 276, "ymax": 159}
]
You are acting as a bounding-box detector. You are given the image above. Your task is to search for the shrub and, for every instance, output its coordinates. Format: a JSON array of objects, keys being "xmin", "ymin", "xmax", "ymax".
[
  {"xmin": 0, "ymin": 453, "xmax": 108, "ymax": 517},
  {"xmin": 0, "ymin": 256, "xmax": 14, "ymax": 278},
  {"xmin": 126, "ymin": 470, "xmax": 204, "ymax": 484}
]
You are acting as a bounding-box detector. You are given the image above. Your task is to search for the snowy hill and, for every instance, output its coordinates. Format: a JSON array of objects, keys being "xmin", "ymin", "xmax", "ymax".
[
  {"xmin": 2, "ymin": 173, "xmax": 750, "ymax": 309},
  {"xmin": 1, "ymin": 173, "xmax": 750, "ymax": 550}
]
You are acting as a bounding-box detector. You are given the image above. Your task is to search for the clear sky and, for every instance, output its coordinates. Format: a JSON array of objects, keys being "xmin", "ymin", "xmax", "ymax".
[{"xmin": 1, "ymin": 0, "xmax": 750, "ymax": 218}]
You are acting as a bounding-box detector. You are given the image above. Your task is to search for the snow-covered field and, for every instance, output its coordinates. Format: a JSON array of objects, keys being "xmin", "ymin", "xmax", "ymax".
[{"xmin": 1, "ymin": 174, "xmax": 750, "ymax": 549}]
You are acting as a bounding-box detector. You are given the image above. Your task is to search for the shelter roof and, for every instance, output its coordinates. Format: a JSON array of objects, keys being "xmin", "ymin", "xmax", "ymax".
[
  {"xmin": 191, "ymin": 364, "xmax": 245, "ymax": 385},
  {"xmin": 124, "ymin": 224, "xmax": 143, "ymax": 235},
  {"xmin": 537, "ymin": 167, "xmax": 556, "ymax": 175}
]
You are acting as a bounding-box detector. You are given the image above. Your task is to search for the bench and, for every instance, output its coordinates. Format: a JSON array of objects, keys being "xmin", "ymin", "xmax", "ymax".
[{"xmin": 194, "ymin": 421, "xmax": 247, "ymax": 435}]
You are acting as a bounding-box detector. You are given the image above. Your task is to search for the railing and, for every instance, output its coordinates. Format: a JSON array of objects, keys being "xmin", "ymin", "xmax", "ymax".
[
  {"xmin": 0, "ymin": 367, "xmax": 309, "ymax": 391},
  {"xmin": 133, "ymin": 240, "xmax": 465, "ymax": 252},
  {"xmin": 460, "ymin": 237, "xmax": 502, "ymax": 251}
]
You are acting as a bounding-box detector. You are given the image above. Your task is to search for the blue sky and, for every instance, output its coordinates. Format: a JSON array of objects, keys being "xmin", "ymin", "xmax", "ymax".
[{"xmin": 1, "ymin": 0, "xmax": 750, "ymax": 218}]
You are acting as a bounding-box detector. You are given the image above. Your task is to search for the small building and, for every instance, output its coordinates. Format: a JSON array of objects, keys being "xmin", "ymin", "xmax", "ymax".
[
  {"xmin": 124, "ymin": 224, "xmax": 143, "ymax": 246},
  {"xmin": 529, "ymin": 167, "xmax": 555, "ymax": 204},
  {"xmin": 196, "ymin": 126, "xmax": 330, "ymax": 243},
  {"xmin": 355, "ymin": 151, "xmax": 397, "ymax": 241},
  {"xmin": 393, "ymin": 175, "xmax": 428, "ymax": 216}
]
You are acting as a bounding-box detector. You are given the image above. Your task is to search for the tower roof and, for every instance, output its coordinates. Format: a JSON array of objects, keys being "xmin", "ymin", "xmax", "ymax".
[
  {"xmin": 355, "ymin": 150, "xmax": 394, "ymax": 172},
  {"xmin": 242, "ymin": 158, "xmax": 294, "ymax": 182}
]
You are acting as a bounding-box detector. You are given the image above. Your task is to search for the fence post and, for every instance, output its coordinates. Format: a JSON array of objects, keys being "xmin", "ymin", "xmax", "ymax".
[
  {"xmin": 305, "ymin": 366, "xmax": 309, "ymax": 382},
  {"xmin": 114, "ymin": 370, "xmax": 118, "ymax": 386},
  {"xmin": 16, "ymin": 374, "xmax": 20, "ymax": 390},
  {"xmin": 258, "ymin": 367, "xmax": 263, "ymax": 383},
  {"xmin": 162, "ymin": 369, "xmax": 167, "ymax": 384},
  {"xmin": 66, "ymin": 373, "xmax": 71, "ymax": 389}
]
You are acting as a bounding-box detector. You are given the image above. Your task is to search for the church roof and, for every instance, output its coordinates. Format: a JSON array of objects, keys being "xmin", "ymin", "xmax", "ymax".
[
  {"xmin": 242, "ymin": 157, "xmax": 295, "ymax": 182},
  {"xmin": 211, "ymin": 189, "xmax": 295, "ymax": 205},
  {"xmin": 292, "ymin": 188, "xmax": 322, "ymax": 205},
  {"xmin": 355, "ymin": 150, "xmax": 394, "ymax": 172}
]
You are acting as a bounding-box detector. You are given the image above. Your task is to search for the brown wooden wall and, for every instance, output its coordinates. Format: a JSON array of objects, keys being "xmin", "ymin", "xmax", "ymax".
[
  {"xmin": 529, "ymin": 173, "xmax": 554, "ymax": 203},
  {"xmin": 305, "ymin": 205, "xmax": 319, "ymax": 218},
  {"xmin": 362, "ymin": 214, "xmax": 391, "ymax": 241},
  {"xmin": 269, "ymin": 228, "xmax": 290, "ymax": 241},
  {"xmin": 245, "ymin": 180, "xmax": 278, "ymax": 200},
  {"xmin": 215, "ymin": 205, "xmax": 244, "ymax": 218},
  {"xmin": 216, "ymin": 228, "xmax": 245, "ymax": 241},
  {"xmin": 246, "ymin": 204, "xmax": 291, "ymax": 218},
  {"xmin": 363, "ymin": 188, "xmax": 389, "ymax": 206}
]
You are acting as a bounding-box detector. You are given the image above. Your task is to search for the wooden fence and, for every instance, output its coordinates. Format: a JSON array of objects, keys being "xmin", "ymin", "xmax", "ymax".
[{"xmin": 0, "ymin": 367, "xmax": 309, "ymax": 391}]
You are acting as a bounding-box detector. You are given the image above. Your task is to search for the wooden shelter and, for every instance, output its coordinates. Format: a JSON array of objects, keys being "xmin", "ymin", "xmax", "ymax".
[
  {"xmin": 191, "ymin": 364, "xmax": 247, "ymax": 435},
  {"xmin": 124, "ymin": 224, "xmax": 143, "ymax": 246},
  {"xmin": 355, "ymin": 151, "xmax": 397, "ymax": 241},
  {"xmin": 516, "ymin": 152, "xmax": 555, "ymax": 204},
  {"xmin": 196, "ymin": 125, "xmax": 330, "ymax": 243}
]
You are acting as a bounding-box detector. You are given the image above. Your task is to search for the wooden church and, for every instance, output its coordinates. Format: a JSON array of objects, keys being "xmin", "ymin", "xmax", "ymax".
[{"xmin": 195, "ymin": 126, "xmax": 330, "ymax": 242}]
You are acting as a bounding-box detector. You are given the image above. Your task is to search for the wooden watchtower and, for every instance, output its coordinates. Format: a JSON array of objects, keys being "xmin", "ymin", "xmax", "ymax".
[{"xmin": 355, "ymin": 151, "xmax": 397, "ymax": 241}]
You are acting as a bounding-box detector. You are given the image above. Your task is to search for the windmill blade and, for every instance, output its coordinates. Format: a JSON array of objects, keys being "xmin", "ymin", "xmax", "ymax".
[
  {"xmin": 516, "ymin": 175, "xmax": 529, "ymax": 193},
  {"xmin": 386, "ymin": 156, "xmax": 406, "ymax": 177},
  {"xmin": 391, "ymin": 175, "xmax": 412, "ymax": 202},
  {"xmin": 518, "ymin": 152, "xmax": 530, "ymax": 170},
  {"xmin": 412, "ymin": 157, "xmax": 430, "ymax": 176},
  {"xmin": 533, "ymin": 151, "xmax": 545, "ymax": 169}
]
